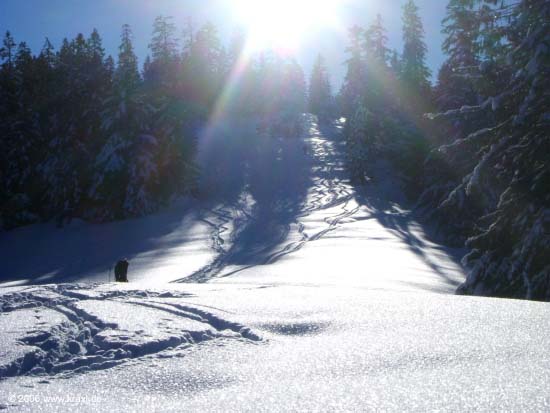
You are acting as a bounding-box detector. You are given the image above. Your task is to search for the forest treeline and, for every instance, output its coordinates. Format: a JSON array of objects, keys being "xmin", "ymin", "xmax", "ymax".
[
  {"xmin": 0, "ymin": 17, "xmax": 307, "ymax": 227},
  {"xmin": 340, "ymin": 0, "xmax": 549, "ymax": 300}
]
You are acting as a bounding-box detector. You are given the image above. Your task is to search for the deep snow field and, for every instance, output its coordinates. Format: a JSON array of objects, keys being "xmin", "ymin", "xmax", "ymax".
[{"xmin": 1, "ymin": 116, "xmax": 549, "ymax": 411}]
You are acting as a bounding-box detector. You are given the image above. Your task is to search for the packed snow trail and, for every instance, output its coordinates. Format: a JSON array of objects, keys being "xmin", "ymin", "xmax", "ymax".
[{"xmin": 3, "ymin": 116, "xmax": 549, "ymax": 412}]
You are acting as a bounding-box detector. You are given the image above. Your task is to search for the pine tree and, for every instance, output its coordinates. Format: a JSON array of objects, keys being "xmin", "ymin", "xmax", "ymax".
[
  {"xmin": 87, "ymin": 29, "xmax": 104, "ymax": 60},
  {"xmin": 145, "ymin": 16, "xmax": 180, "ymax": 96},
  {"xmin": 364, "ymin": 14, "xmax": 391, "ymax": 109},
  {"xmin": 340, "ymin": 26, "xmax": 366, "ymax": 118},
  {"xmin": 365, "ymin": 14, "xmax": 389, "ymax": 65},
  {"xmin": 435, "ymin": 0, "xmax": 480, "ymax": 111},
  {"xmin": 456, "ymin": 0, "xmax": 550, "ymax": 300},
  {"xmin": 421, "ymin": 0, "xmax": 550, "ymax": 300},
  {"xmin": 0, "ymin": 31, "xmax": 16, "ymax": 71},
  {"xmin": 254, "ymin": 54, "xmax": 308, "ymax": 137},
  {"xmin": 442, "ymin": 0, "xmax": 479, "ymax": 69},
  {"xmin": 37, "ymin": 30, "xmax": 113, "ymax": 223},
  {"xmin": 346, "ymin": 104, "xmax": 371, "ymax": 183},
  {"xmin": 114, "ymin": 24, "xmax": 141, "ymax": 91},
  {"xmin": 308, "ymin": 54, "xmax": 332, "ymax": 121},
  {"xmin": 40, "ymin": 38, "xmax": 56, "ymax": 66},
  {"xmin": 147, "ymin": 19, "xmax": 198, "ymax": 199},
  {"xmin": 277, "ymin": 58, "xmax": 307, "ymax": 137},
  {"xmin": 88, "ymin": 24, "xmax": 150, "ymax": 218},
  {"xmin": 401, "ymin": 0, "xmax": 432, "ymax": 109},
  {"xmin": 1, "ymin": 42, "xmax": 40, "ymax": 227},
  {"xmin": 185, "ymin": 22, "xmax": 223, "ymax": 112},
  {"xmin": 340, "ymin": 16, "xmax": 398, "ymax": 171},
  {"xmin": 0, "ymin": 32, "xmax": 18, "ymax": 150},
  {"xmin": 149, "ymin": 16, "xmax": 179, "ymax": 63},
  {"xmin": 85, "ymin": 29, "xmax": 112, "ymax": 150},
  {"xmin": 355, "ymin": 14, "xmax": 410, "ymax": 180}
]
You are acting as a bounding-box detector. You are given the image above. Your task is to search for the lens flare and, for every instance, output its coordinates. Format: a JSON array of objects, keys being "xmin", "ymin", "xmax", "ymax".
[{"xmin": 233, "ymin": 0, "xmax": 343, "ymax": 52}]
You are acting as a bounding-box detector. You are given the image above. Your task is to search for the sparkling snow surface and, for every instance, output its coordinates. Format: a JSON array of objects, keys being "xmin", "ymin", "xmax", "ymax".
[{"xmin": 1, "ymin": 116, "xmax": 549, "ymax": 411}]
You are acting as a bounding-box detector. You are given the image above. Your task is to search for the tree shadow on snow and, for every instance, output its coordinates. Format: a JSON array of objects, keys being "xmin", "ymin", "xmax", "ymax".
[
  {"xmin": 351, "ymin": 175, "xmax": 465, "ymax": 290},
  {"xmin": 319, "ymin": 119, "xmax": 465, "ymax": 291}
]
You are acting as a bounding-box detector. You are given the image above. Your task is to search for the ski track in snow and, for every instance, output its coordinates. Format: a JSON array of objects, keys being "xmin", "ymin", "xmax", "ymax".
[
  {"xmin": 181, "ymin": 197, "xmax": 255, "ymax": 283},
  {"xmin": 180, "ymin": 118, "xmax": 362, "ymax": 283},
  {"xmin": 0, "ymin": 284, "xmax": 261, "ymax": 379},
  {"xmin": 266, "ymin": 122, "xmax": 360, "ymax": 262}
]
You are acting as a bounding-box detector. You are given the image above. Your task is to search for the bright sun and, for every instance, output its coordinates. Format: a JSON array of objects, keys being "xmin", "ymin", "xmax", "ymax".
[{"xmin": 233, "ymin": 0, "xmax": 342, "ymax": 52}]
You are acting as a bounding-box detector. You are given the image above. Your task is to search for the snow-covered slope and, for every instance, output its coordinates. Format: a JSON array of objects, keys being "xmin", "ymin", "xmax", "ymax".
[{"xmin": 1, "ymin": 116, "xmax": 549, "ymax": 411}]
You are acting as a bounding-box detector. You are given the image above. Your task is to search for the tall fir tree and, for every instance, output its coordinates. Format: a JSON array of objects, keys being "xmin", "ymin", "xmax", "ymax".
[
  {"xmin": 346, "ymin": 104, "xmax": 370, "ymax": 183},
  {"xmin": 149, "ymin": 16, "xmax": 179, "ymax": 63},
  {"xmin": 365, "ymin": 14, "xmax": 389, "ymax": 65},
  {"xmin": 340, "ymin": 26, "xmax": 366, "ymax": 118},
  {"xmin": 364, "ymin": 14, "xmax": 391, "ymax": 109},
  {"xmin": 185, "ymin": 22, "xmax": 224, "ymax": 113},
  {"xmin": 420, "ymin": 0, "xmax": 550, "ymax": 300},
  {"xmin": 0, "ymin": 31, "xmax": 17, "ymax": 71},
  {"xmin": 114, "ymin": 24, "xmax": 141, "ymax": 91},
  {"xmin": 456, "ymin": 0, "xmax": 550, "ymax": 300},
  {"xmin": 145, "ymin": 15, "xmax": 180, "ymax": 96},
  {"xmin": 400, "ymin": 0, "xmax": 432, "ymax": 110},
  {"xmin": 435, "ymin": 0, "xmax": 480, "ymax": 111},
  {"xmin": 89, "ymin": 24, "xmax": 153, "ymax": 219}
]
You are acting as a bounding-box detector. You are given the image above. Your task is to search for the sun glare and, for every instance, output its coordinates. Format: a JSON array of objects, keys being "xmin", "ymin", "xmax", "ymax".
[{"xmin": 233, "ymin": 0, "xmax": 342, "ymax": 52}]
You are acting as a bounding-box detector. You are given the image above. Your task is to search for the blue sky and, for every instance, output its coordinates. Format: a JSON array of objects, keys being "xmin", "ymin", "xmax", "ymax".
[{"xmin": 0, "ymin": 0, "xmax": 448, "ymax": 87}]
